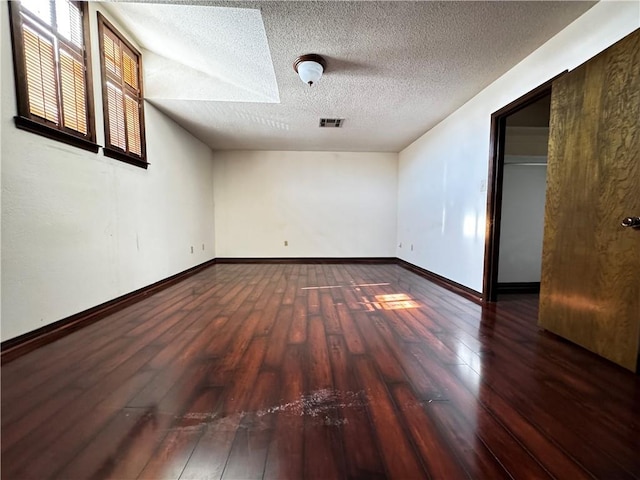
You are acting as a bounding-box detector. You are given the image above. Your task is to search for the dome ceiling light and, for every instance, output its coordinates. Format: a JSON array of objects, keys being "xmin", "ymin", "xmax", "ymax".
[{"xmin": 293, "ymin": 54, "xmax": 327, "ymax": 86}]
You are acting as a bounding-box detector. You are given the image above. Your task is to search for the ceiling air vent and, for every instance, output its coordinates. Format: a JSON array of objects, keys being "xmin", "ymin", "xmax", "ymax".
[{"xmin": 319, "ymin": 118, "xmax": 344, "ymax": 128}]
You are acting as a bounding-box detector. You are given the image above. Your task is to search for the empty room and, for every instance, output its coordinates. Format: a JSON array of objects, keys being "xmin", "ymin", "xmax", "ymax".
[{"xmin": 1, "ymin": 1, "xmax": 639, "ymax": 479}]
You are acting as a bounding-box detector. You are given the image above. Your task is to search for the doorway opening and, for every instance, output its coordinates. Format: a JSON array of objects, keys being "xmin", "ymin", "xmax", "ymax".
[{"xmin": 482, "ymin": 74, "xmax": 564, "ymax": 302}]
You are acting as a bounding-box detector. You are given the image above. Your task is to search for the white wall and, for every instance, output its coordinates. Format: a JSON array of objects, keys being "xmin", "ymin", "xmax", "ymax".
[
  {"xmin": 0, "ymin": 9, "xmax": 3, "ymax": 328},
  {"xmin": 498, "ymin": 126, "xmax": 549, "ymax": 283},
  {"xmin": 213, "ymin": 151, "xmax": 397, "ymax": 258},
  {"xmin": 1, "ymin": 4, "xmax": 215, "ymax": 341},
  {"xmin": 498, "ymin": 160, "xmax": 547, "ymax": 283},
  {"xmin": 397, "ymin": 1, "xmax": 639, "ymax": 292}
]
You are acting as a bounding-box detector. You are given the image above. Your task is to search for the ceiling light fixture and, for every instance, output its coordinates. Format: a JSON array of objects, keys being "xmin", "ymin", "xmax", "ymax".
[{"xmin": 293, "ymin": 54, "xmax": 326, "ymax": 86}]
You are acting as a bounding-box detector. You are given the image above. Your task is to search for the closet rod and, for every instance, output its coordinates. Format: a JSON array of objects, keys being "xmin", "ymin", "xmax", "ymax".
[{"xmin": 504, "ymin": 162, "xmax": 548, "ymax": 166}]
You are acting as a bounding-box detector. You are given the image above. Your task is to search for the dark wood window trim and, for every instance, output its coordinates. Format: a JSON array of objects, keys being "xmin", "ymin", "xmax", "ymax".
[
  {"xmin": 103, "ymin": 147, "xmax": 149, "ymax": 169},
  {"xmin": 14, "ymin": 115, "xmax": 99, "ymax": 152},
  {"xmin": 8, "ymin": 1, "xmax": 98, "ymax": 151},
  {"xmin": 97, "ymin": 12, "xmax": 148, "ymax": 169}
]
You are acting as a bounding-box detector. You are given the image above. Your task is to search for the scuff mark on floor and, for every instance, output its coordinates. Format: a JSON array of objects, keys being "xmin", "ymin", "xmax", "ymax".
[
  {"xmin": 257, "ymin": 388, "xmax": 364, "ymax": 419},
  {"xmin": 170, "ymin": 389, "xmax": 364, "ymax": 432}
]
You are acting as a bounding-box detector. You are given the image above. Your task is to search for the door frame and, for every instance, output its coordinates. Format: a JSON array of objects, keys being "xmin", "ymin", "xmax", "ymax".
[{"xmin": 482, "ymin": 72, "xmax": 566, "ymax": 302}]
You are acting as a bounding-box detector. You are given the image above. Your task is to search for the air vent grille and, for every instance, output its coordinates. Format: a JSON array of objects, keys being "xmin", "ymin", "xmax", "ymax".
[{"xmin": 319, "ymin": 118, "xmax": 344, "ymax": 128}]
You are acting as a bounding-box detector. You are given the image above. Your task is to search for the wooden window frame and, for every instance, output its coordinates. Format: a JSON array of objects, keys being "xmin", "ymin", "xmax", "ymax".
[
  {"xmin": 97, "ymin": 12, "xmax": 147, "ymax": 169},
  {"xmin": 8, "ymin": 0, "xmax": 98, "ymax": 153}
]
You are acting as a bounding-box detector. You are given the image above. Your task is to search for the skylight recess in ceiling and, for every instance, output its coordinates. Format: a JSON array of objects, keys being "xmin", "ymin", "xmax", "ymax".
[{"xmin": 102, "ymin": 3, "xmax": 279, "ymax": 103}]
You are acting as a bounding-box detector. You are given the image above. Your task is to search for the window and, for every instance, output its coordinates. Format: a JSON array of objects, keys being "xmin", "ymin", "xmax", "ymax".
[
  {"xmin": 8, "ymin": 0, "xmax": 97, "ymax": 151},
  {"xmin": 97, "ymin": 13, "xmax": 147, "ymax": 168}
]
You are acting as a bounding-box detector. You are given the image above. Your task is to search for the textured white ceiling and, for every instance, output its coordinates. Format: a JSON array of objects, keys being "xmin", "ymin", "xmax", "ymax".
[{"xmin": 103, "ymin": 1, "xmax": 597, "ymax": 152}]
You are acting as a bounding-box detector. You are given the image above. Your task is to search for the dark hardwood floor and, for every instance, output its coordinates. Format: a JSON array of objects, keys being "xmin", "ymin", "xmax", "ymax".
[{"xmin": 2, "ymin": 263, "xmax": 639, "ymax": 479}]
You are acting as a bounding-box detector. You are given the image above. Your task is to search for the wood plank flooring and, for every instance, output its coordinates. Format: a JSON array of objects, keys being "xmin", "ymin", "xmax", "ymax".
[{"xmin": 2, "ymin": 263, "xmax": 639, "ymax": 479}]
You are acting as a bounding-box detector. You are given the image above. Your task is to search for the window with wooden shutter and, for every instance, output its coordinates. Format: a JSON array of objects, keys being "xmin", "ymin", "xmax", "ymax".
[
  {"xmin": 97, "ymin": 13, "xmax": 147, "ymax": 168},
  {"xmin": 8, "ymin": 0, "xmax": 97, "ymax": 152}
]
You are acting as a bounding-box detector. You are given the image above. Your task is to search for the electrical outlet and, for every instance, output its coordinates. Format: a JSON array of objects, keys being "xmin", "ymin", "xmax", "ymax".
[
  {"xmin": 202, "ymin": 244, "xmax": 205, "ymax": 250},
  {"xmin": 284, "ymin": 240, "xmax": 288, "ymax": 246},
  {"xmin": 190, "ymin": 246, "xmax": 194, "ymax": 254},
  {"xmin": 411, "ymin": 244, "xmax": 414, "ymax": 251},
  {"xmin": 399, "ymin": 242, "xmax": 402, "ymax": 248}
]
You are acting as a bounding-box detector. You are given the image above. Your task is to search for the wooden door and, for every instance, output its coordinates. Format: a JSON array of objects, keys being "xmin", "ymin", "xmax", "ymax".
[{"xmin": 539, "ymin": 29, "xmax": 640, "ymax": 372}]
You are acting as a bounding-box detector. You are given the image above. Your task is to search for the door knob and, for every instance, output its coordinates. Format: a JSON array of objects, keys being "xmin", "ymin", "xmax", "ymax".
[{"xmin": 621, "ymin": 216, "xmax": 640, "ymax": 228}]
